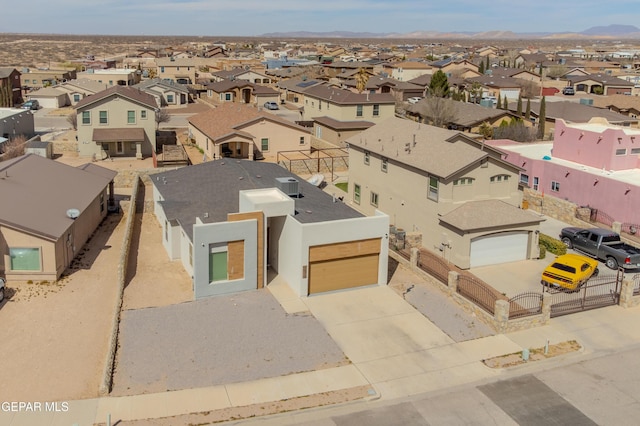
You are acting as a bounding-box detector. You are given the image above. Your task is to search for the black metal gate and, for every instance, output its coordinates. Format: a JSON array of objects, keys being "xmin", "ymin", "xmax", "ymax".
[{"xmin": 549, "ymin": 269, "xmax": 623, "ymax": 318}]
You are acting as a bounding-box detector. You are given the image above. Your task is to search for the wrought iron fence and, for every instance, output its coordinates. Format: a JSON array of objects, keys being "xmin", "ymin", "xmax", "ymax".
[
  {"xmin": 417, "ymin": 249, "xmax": 452, "ymax": 285},
  {"xmin": 457, "ymin": 274, "xmax": 505, "ymax": 315},
  {"xmin": 622, "ymin": 222, "xmax": 640, "ymax": 238},
  {"xmin": 508, "ymin": 292, "xmax": 543, "ymax": 319},
  {"xmin": 549, "ymin": 272, "xmax": 621, "ymax": 317},
  {"xmin": 633, "ymin": 273, "xmax": 640, "ymax": 296}
]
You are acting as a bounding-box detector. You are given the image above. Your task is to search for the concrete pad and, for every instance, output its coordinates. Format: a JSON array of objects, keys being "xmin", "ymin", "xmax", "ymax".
[
  {"xmin": 453, "ymin": 335, "xmax": 524, "ymax": 362},
  {"xmin": 97, "ymin": 392, "xmax": 173, "ymax": 422},
  {"xmin": 303, "ymin": 286, "xmax": 416, "ymax": 326},
  {"xmin": 307, "ymin": 365, "xmax": 370, "ymax": 392},
  {"xmin": 356, "ymin": 351, "xmax": 434, "ymax": 384},
  {"xmin": 323, "ymin": 312, "xmax": 453, "ymax": 363},
  {"xmin": 267, "ymin": 275, "xmax": 309, "ymax": 314}
]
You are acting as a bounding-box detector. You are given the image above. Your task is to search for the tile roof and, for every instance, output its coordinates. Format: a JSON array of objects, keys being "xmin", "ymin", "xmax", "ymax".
[
  {"xmin": 74, "ymin": 85, "xmax": 158, "ymax": 110},
  {"xmin": 153, "ymin": 160, "xmax": 364, "ymax": 240},
  {"xmin": 439, "ymin": 199, "xmax": 543, "ymax": 232},
  {"xmin": 0, "ymin": 154, "xmax": 115, "ymax": 240},
  {"xmin": 345, "ymin": 117, "xmax": 488, "ymax": 178}
]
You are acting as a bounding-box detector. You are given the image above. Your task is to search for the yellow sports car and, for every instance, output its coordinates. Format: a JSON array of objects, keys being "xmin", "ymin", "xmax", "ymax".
[{"xmin": 541, "ymin": 254, "xmax": 599, "ymax": 291}]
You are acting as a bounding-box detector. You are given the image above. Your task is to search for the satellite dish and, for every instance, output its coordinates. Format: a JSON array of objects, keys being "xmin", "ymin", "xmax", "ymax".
[{"xmin": 66, "ymin": 208, "xmax": 80, "ymax": 219}]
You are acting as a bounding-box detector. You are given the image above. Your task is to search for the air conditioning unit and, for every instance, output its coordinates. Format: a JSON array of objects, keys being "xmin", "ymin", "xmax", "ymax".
[{"xmin": 275, "ymin": 177, "xmax": 299, "ymax": 197}]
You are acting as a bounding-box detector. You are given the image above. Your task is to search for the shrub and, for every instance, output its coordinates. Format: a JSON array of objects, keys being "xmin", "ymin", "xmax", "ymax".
[
  {"xmin": 538, "ymin": 244, "xmax": 546, "ymax": 259},
  {"xmin": 539, "ymin": 233, "xmax": 567, "ymax": 256}
]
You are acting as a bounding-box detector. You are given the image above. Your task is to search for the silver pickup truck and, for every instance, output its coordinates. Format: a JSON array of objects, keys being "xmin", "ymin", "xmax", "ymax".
[{"xmin": 560, "ymin": 227, "xmax": 640, "ymax": 270}]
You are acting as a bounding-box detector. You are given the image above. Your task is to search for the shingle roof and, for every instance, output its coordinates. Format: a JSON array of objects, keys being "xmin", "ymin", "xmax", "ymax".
[
  {"xmin": 345, "ymin": 117, "xmax": 488, "ymax": 178},
  {"xmin": 407, "ymin": 99, "xmax": 520, "ymax": 127},
  {"xmin": 0, "ymin": 154, "xmax": 115, "ymax": 240},
  {"xmin": 439, "ymin": 199, "xmax": 543, "ymax": 231},
  {"xmin": 93, "ymin": 128, "xmax": 145, "ymax": 142},
  {"xmin": 313, "ymin": 116, "xmax": 375, "ymax": 130},
  {"xmin": 135, "ymin": 78, "xmax": 189, "ymax": 94},
  {"xmin": 567, "ymin": 74, "xmax": 634, "ymax": 86},
  {"xmin": 153, "ymin": 160, "xmax": 364, "ymax": 240},
  {"xmin": 74, "ymin": 85, "xmax": 157, "ymax": 110},
  {"xmin": 0, "ymin": 68, "xmax": 17, "ymax": 79},
  {"xmin": 302, "ymin": 84, "xmax": 395, "ymax": 105},
  {"xmin": 514, "ymin": 100, "xmax": 638, "ymax": 124},
  {"xmin": 188, "ymin": 103, "xmax": 306, "ymax": 141}
]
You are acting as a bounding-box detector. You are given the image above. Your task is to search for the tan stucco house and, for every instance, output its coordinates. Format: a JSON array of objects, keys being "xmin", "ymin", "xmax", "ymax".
[
  {"xmin": 301, "ymin": 83, "xmax": 396, "ymax": 122},
  {"xmin": 346, "ymin": 117, "xmax": 543, "ymax": 269},
  {"xmin": 75, "ymin": 86, "xmax": 158, "ymax": 160},
  {"xmin": 0, "ymin": 154, "xmax": 116, "ymax": 281},
  {"xmin": 188, "ymin": 103, "xmax": 311, "ymax": 161}
]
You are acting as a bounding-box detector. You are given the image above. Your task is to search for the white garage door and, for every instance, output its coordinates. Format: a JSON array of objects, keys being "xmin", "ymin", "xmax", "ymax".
[{"xmin": 470, "ymin": 231, "xmax": 528, "ymax": 268}]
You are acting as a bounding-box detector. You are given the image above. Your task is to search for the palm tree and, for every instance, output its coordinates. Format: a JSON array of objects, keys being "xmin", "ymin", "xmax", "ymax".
[{"xmin": 355, "ymin": 68, "xmax": 370, "ymax": 93}]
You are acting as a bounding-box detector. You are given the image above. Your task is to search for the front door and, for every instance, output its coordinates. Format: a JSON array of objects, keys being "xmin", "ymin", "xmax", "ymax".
[{"xmin": 116, "ymin": 141, "xmax": 124, "ymax": 154}]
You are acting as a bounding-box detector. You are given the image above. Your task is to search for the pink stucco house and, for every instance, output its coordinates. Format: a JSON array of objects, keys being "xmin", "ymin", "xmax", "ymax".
[{"xmin": 488, "ymin": 119, "xmax": 640, "ymax": 225}]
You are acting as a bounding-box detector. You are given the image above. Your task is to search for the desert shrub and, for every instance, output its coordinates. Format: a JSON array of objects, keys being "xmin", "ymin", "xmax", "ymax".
[{"xmin": 538, "ymin": 244, "xmax": 546, "ymax": 259}]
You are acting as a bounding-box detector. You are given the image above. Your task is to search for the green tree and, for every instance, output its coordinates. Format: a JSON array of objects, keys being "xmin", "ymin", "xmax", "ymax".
[
  {"xmin": 517, "ymin": 94, "xmax": 523, "ymax": 117},
  {"xmin": 428, "ymin": 70, "xmax": 449, "ymax": 97},
  {"xmin": 485, "ymin": 56, "xmax": 490, "ymax": 72},
  {"xmin": 496, "ymin": 95, "xmax": 502, "ymax": 109},
  {"xmin": 537, "ymin": 96, "xmax": 546, "ymax": 140},
  {"xmin": 502, "ymin": 95, "xmax": 508, "ymax": 110},
  {"xmin": 479, "ymin": 122, "xmax": 494, "ymax": 139},
  {"xmin": 478, "ymin": 60, "xmax": 485, "ymax": 75},
  {"xmin": 525, "ymin": 98, "xmax": 531, "ymax": 120}
]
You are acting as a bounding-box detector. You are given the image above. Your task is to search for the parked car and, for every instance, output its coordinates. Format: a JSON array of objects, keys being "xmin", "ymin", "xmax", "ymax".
[
  {"xmin": 407, "ymin": 97, "xmax": 422, "ymax": 104},
  {"xmin": 562, "ymin": 87, "xmax": 575, "ymax": 95},
  {"xmin": 560, "ymin": 227, "xmax": 640, "ymax": 269},
  {"xmin": 541, "ymin": 253, "xmax": 599, "ymax": 292},
  {"xmin": 21, "ymin": 100, "xmax": 39, "ymax": 110},
  {"xmin": 0, "ymin": 277, "xmax": 5, "ymax": 302},
  {"xmin": 263, "ymin": 101, "xmax": 279, "ymax": 110}
]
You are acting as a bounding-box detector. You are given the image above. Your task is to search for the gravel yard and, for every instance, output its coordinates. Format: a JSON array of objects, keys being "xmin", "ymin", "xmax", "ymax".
[
  {"xmin": 387, "ymin": 258, "xmax": 496, "ymax": 342},
  {"xmin": 112, "ymin": 289, "xmax": 348, "ymax": 396}
]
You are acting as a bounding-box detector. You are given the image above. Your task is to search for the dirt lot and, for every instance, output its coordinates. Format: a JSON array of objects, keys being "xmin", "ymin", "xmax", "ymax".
[
  {"xmin": 123, "ymin": 211, "xmax": 193, "ymax": 310},
  {"xmin": 0, "ymin": 213, "xmax": 125, "ymax": 402}
]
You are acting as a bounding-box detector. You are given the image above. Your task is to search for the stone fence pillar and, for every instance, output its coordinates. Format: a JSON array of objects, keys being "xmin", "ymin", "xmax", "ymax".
[
  {"xmin": 619, "ymin": 278, "xmax": 635, "ymax": 308},
  {"xmin": 494, "ymin": 299, "xmax": 510, "ymax": 333},
  {"xmin": 541, "ymin": 293, "xmax": 551, "ymax": 324},
  {"xmin": 448, "ymin": 271, "xmax": 459, "ymax": 295},
  {"xmin": 612, "ymin": 221, "xmax": 622, "ymax": 235}
]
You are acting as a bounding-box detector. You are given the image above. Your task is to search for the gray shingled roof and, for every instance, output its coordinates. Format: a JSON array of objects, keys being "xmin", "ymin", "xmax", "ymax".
[
  {"xmin": 512, "ymin": 100, "xmax": 638, "ymax": 124},
  {"xmin": 313, "ymin": 116, "xmax": 375, "ymax": 131},
  {"xmin": 345, "ymin": 117, "xmax": 488, "ymax": 179},
  {"xmin": 153, "ymin": 160, "xmax": 363, "ymax": 241},
  {"xmin": 303, "ymin": 84, "xmax": 395, "ymax": 105},
  {"xmin": 0, "ymin": 154, "xmax": 116, "ymax": 240},
  {"xmin": 74, "ymin": 85, "xmax": 157, "ymax": 110},
  {"xmin": 439, "ymin": 199, "xmax": 543, "ymax": 231}
]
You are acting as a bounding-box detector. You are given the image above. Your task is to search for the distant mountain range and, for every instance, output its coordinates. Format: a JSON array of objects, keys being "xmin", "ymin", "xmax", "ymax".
[{"xmin": 261, "ymin": 25, "xmax": 640, "ymax": 39}]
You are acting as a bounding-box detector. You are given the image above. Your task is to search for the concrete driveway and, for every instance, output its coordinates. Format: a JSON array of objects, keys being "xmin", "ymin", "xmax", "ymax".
[{"xmin": 302, "ymin": 285, "xmax": 521, "ymax": 399}]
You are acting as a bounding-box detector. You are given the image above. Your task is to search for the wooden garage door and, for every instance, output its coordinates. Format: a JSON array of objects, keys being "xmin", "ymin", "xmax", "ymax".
[{"xmin": 308, "ymin": 238, "xmax": 380, "ymax": 295}]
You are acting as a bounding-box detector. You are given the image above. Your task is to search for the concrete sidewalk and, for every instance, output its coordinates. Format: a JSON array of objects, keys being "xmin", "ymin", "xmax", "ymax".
[{"xmin": 5, "ymin": 286, "xmax": 640, "ymax": 425}]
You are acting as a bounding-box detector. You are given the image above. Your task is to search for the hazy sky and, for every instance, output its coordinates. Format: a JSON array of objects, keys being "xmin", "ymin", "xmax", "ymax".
[{"xmin": 2, "ymin": 0, "xmax": 638, "ymax": 36}]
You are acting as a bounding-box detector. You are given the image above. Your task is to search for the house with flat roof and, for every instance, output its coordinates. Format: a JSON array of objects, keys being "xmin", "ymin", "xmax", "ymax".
[
  {"xmin": 152, "ymin": 160, "xmax": 389, "ymax": 298},
  {"xmin": 346, "ymin": 117, "xmax": 543, "ymax": 270},
  {"xmin": 488, "ymin": 119, "xmax": 640, "ymax": 225},
  {"xmin": 0, "ymin": 154, "xmax": 116, "ymax": 281}
]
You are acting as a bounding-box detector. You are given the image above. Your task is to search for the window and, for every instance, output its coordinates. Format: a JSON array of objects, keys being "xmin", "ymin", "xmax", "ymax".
[
  {"xmin": 381, "ymin": 157, "xmax": 388, "ymax": 172},
  {"xmin": 489, "ymin": 175, "xmax": 508, "ymax": 183},
  {"xmin": 364, "ymin": 151, "xmax": 370, "ymax": 165},
  {"xmin": 100, "ymin": 193, "xmax": 104, "ymax": 213},
  {"xmin": 73, "ymin": 94, "xmax": 80, "ymax": 102},
  {"xmin": 373, "ymin": 104, "xmax": 380, "ymax": 116},
  {"xmin": 299, "ymin": 136, "xmax": 305, "ymax": 145},
  {"xmin": 533, "ymin": 176, "xmax": 539, "ymax": 191},
  {"xmin": 455, "ymin": 177, "xmax": 474, "ymax": 185},
  {"xmin": 616, "ymin": 148, "xmax": 627, "ymax": 156},
  {"xmin": 319, "ymin": 101, "xmax": 321, "ymax": 111},
  {"xmin": 370, "ymin": 191, "xmax": 379, "ymax": 207},
  {"xmin": 356, "ymin": 104, "xmax": 363, "ymax": 117},
  {"xmin": 81, "ymin": 111, "xmax": 90, "ymax": 125},
  {"xmin": 225, "ymin": 93, "xmax": 231, "ymax": 101},
  {"xmin": 9, "ymin": 248, "xmax": 41, "ymax": 271},
  {"xmin": 167, "ymin": 94, "xmax": 174, "ymax": 103},
  {"xmin": 551, "ymin": 181, "xmax": 560, "ymax": 192},
  {"xmin": 209, "ymin": 251, "xmax": 228, "ymax": 282},
  {"xmin": 99, "ymin": 110, "xmax": 108, "ymax": 125},
  {"xmin": 261, "ymin": 138, "xmax": 269, "ymax": 151},
  {"xmin": 109, "ymin": 80, "xmax": 113, "ymax": 86},
  {"xmin": 428, "ymin": 176, "xmax": 439, "ymax": 201},
  {"xmin": 160, "ymin": 66, "xmax": 165, "ymax": 73},
  {"xmin": 520, "ymin": 173, "xmax": 529, "ymax": 185},
  {"xmin": 632, "ymin": 148, "xmax": 640, "ymax": 155},
  {"xmin": 127, "ymin": 110, "xmax": 135, "ymax": 124},
  {"xmin": 140, "ymin": 110, "xmax": 147, "ymax": 119},
  {"xmin": 354, "ymin": 183, "xmax": 361, "ymax": 204}
]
